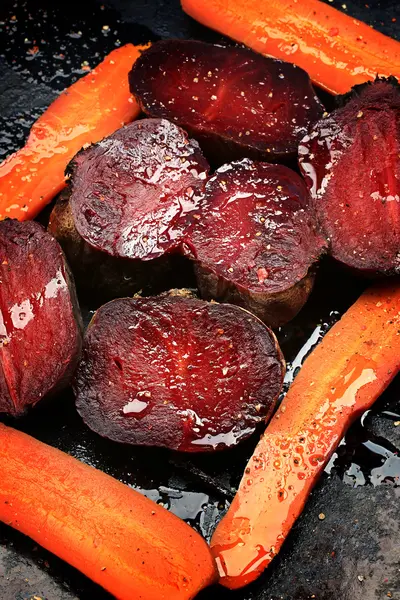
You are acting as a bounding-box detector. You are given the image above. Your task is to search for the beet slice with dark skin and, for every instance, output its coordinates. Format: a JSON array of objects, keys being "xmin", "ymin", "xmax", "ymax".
[
  {"xmin": 74, "ymin": 296, "xmax": 285, "ymax": 452},
  {"xmin": 49, "ymin": 187, "xmax": 192, "ymax": 304},
  {"xmin": 69, "ymin": 118, "xmax": 209, "ymax": 261},
  {"xmin": 128, "ymin": 40, "xmax": 324, "ymax": 164},
  {"xmin": 299, "ymin": 78, "xmax": 400, "ymax": 275},
  {"xmin": 0, "ymin": 220, "xmax": 82, "ymax": 416},
  {"xmin": 182, "ymin": 159, "xmax": 326, "ymax": 327}
]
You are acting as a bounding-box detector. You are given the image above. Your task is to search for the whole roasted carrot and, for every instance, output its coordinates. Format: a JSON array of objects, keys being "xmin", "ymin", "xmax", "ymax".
[
  {"xmin": 181, "ymin": 0, "xmax": 400, "ymax": 95},
  {"xmin": 0, "ymin": 424, "xmax": 217, "ymax": 600},
  {"xmin": 0, "ymin": 43, "xmax": 148, "ymax": 221},
  {"xmin": 211, "ymin": 282, "xmax": 400, "ymax": 589}
]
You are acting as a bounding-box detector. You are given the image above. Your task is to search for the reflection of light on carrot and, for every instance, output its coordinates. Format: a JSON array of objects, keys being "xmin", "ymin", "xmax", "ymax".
[
  {"xmin": 211, "ymin": 282, "xmax": 400, "ymax": 589},
  {"xmin": 332, "ymin": 364, "xmax": 377, "ymax": 410},
  {"xmin": 182, "ymin": 0, "xmax": 400, "ymax": 95}
]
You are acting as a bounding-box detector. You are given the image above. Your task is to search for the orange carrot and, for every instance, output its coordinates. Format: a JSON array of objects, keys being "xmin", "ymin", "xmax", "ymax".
[
  {"xmin": 0, "ymin": 43, "xmax": 149, "ymax": 221},
  {"xmin": 181, "ymin": 0, "xmax": 400, "ymax": 95},
  {"xmin": 0, "ymin": 424, "xmax": 217, "ymax": 600},
  {"xmin": 211, "ymin": 282, "xmax": 400, "ymax": 589}
]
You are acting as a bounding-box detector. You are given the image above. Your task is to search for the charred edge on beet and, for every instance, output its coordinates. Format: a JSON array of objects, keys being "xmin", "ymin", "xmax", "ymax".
[
  {"xmin": 299, "ymin": 79, "xmax": 400, "ymax": 276},
  {"xmin": 182, "ymin": 159, "xmax": 326, "ymax": 327},
  {"xmin": 0, "ymin": 219, "xmax": 82, "ymax": 416},
  {"xmin": 336, "ymin": 75, "xmax": 400, "ymax": 109},
  {"xmin": 74, "ymin": 296, "xmax": 285, "ymax": 452},
  {"xmin": 128, "ymin": 40, "xmax": 324, "ymax": 165}
]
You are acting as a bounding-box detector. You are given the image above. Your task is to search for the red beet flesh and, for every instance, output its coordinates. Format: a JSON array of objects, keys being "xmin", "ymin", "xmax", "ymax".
[
  {"xmin": 0, "ymin": 220, "xmax": 82, "ymax": 415},
  {"xmin": 129, "ymin": 40, "xmax": 323, "ymax": 163},
  {"xmin": 184, "ymin": 159, "xmax": 326, "ymax": 326},
  {"xmin": 299, "ymin": 79, "xmax": 400, "ymax": 275},
  {"xmin": 74, "ymin": 296, "xmax": 285, "ymax": 452},
  {"xmin": 70, "ymin": 118, "xmax": 209, "ymax": 260}
]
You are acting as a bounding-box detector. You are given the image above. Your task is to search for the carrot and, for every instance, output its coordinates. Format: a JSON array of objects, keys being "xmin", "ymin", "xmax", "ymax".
[
  {"xmin": 0, "ymin": 43, "xmax": 149, "ymax": 221},
  {"xmin": 181, "ymin": 0, "xmax": 400, "ymax": 95},
  {"xmin": 0, "ymin": 424, "xmax": 217, "ymax": 600},
  {"xmin": 211, "ymin": 282, "xmax": 400, "ymax": 589}
]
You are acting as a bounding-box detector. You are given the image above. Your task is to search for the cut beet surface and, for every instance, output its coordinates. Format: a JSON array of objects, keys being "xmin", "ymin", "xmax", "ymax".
[
  {"xmin": 0, "ymin": 220, "xmax": 82, "ymax": 416},
  {"xmin": 129, "ymin": 40, "xmax": 324, "ymax": 164},
  {"xmin": 74, "ymin": 296, "xmax": 285, "ymax": 452},
  {"xmin": 49, "ymin": 187, "xmax": 193, "ymax": 304},
  {"xmin": 183, "ymin": 159, "xmax": 326, "ymax": 327},
  {"xmin": 69, "ymin": 118, "xmax": 209, "ymax": 260},
  {"xmin": 299, "ymin": 78, "xmax": 400, "ymax": 275}
]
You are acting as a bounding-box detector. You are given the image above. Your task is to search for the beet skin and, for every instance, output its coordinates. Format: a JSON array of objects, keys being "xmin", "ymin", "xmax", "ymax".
[
  {"xmin": 299, "ymin": 78, "xmax": 400, "ymax": 275},
  {"xmin": 129, "ymin": 40, "xmax": 324, "ymax": 164},
  {"xmin": 183, "ymin": 159, "xmax": 326, "ymax": 327},
  {"xmin": 74, "ymin": 296, "xmax": 285, "ymax": 452},
  {"xmin": 0, "ymin": 220, "xmax": 82, "ymax": 415}
]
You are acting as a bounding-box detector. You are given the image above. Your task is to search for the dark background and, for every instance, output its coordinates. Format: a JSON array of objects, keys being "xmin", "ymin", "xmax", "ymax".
[{"xmin": 1, "ymin": 1, "xmax": 400, "ymax": 599}]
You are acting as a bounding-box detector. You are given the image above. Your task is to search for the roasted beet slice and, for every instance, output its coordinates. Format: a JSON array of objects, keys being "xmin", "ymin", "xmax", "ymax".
[
  {"xmin": 129, "ymin": 40, "xmax": 323, "ymax": 163},
  {"xmin": 69, "ymin": 118, "xmax": 209, "ymax": 261},
  {"xmin": 183, "ymin": 159, "xmax": 326, "ymax": 327},
  {"xmin": 49, "ymin": 188, "xmax": 190, "ymax": 303},
  {"xmin": 74, "ymin": 296, "xmax": 285, "ymax": 452},
  {"xmin": 0, "ymin": 220, "xmax": 82, "ymax": 416},
  {"xmin": 299, "ymin": 79, "xmax": 400, "ymax": 275}
]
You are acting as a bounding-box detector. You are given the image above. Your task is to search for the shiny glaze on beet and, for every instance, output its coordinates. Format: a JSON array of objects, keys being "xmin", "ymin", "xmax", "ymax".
[
  {"xmin": 70, "ymin": 118, "xmax": 209, "ymax": 260},
  {"xmin": 0, "ymin": 220, "xmax": 82, "ymax": 415},
  {"xmin": 184, "ymin": 159, "xmax": 326, "ymax": 326},
  {"xmin": 74, "ymin": 296, "xmax": 285, "ymax": 452},
  {"xmin": 299, "ymin": 79, "xmax": 400, "ymax": 275},
  {"xmin": 129, "ymin": 40, "xmax": 323, "ymax": 163}
]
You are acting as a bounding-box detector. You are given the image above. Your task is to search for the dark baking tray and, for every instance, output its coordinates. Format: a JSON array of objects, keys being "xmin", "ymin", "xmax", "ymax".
[{"xmin": 1, "ymin": 1, "xmax": 400, "ymax": 599}]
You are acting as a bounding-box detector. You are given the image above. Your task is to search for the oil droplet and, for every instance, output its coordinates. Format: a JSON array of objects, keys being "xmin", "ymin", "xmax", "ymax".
[
  {"xmin": 44, "ymin": 269, "xmax": 67, "ymax": 298},
  {"xmin": 10, "ymin": 299, "xmax": 34, "ymax": 330},
  {"xmin": 122, "ymin": 398, "xmax": 149, "ymax": 415},
  {"xmin": 191, "ymin": 427, "xmax": 253, "ymax": 449},
  {"xmin": 277, "ymin": 488, "xmax": 287, "ymax": 502},
  {"xmin": 309, "ymin": 454, "xmax": 325, "ymax": 466}
]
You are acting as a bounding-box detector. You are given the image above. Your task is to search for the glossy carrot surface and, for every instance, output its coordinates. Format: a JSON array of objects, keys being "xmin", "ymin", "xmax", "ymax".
[
  {"xmin": 211, "ymin": 282, "xmax": 400, "ymax": 589},
  {"xmin": 0, "ymin": 424, "xmax": 217, "ymax": 600},
  {"xmin": 0, "ymin": 43, "xmax": 148, "ymax": 221},
  {"xmin": 181, "ymin": 0, "xmax": 400, "ymax": 95}
]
